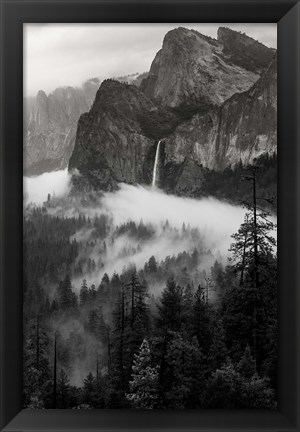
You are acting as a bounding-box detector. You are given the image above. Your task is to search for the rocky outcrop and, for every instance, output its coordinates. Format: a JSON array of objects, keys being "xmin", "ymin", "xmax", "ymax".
[
  {"xmin": 24, "ymin": 79, "xmax": 101, "ymax": 175},
  {"xmin": 161, "ymin": 55, "xmax": 277, "ymax": 190},
  {"xmin": 114, "ymin": 72, "xmax": 149, "ymax": 87},
  {"xmin": 217, "ymin": 27, "xmax": 275, "ymax": 74},
  {"xmin": 68, "ymin": 80, "xmax": 181, "ymax": 190},
  {"xmin": 140, "ymin": 27, "xmax": 274, "ymax": 110},
  {"xmin": 68, "ymin": 27, "xmax": 277, "ymax": 195},
  {"xmin": 24, "ymin": 73, "xmax": 149, "ymax": 176}
]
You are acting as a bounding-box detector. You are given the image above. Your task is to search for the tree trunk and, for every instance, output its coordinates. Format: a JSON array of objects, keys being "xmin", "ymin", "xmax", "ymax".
[{"xmin": 53, "ymin": 332, "xmax": 57, "ymax": 408}]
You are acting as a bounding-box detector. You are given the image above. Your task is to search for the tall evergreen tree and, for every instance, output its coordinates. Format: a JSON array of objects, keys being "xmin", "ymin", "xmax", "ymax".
[
  {"xmin": 237, "ymin": 344, "xmax": 256, "ymax": 378},
  {"xmin": 111, "ymin": 284, "xmax": 126, "ymax": 397},
  {"xmin": 57, "ymin": 275, "xmax": 77, "ymax": 311},
  {"xmin": 80, "ymin": 372, "xmax": 98, "ymax": 407},
  {"xmin": 126, "ymin": 339, "xmax": 159, "ymax": 409},
  {"xmin": 147, "ymin": 256, "xmax": 158, "ymax": 273},
  {"xmin": 56, "ymin": 369, "xmax": 71, "ymax": 408},
  {"xmin": 157, "ymin": 277, "xmax": 182, "ymax": 333},
  {"xmin": 164, "ymin": 333, "xmax": 205, "ymax": 408},
  {"xmin": 79, "ymin": 279, "xmax": 89, "ymax": 307},
  {"xmin": 23, "ymin": 317, "xmax": 52, "ymax": 408},
  {"xmin": 192, "ymin": 285, "xmax": 212, "ymax": 357},
  {"xmin": 208, "ymin": 319, "xmax": 228, "ymax": 371},
  {"xmin": 182, "ymin": 284, "xmax": 194, "ymax": 333}
]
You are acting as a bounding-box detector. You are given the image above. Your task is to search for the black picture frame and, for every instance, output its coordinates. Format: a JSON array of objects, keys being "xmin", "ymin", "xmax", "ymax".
[{"xmin": 0, "ymin": 0, "xmax": 299, "ymax": 431}]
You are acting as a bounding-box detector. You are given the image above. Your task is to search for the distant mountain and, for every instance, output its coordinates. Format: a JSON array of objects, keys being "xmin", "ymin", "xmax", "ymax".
[
  {"xmin": 68, "ymin": 27, "xmax": 277, "ymax": 195},
  {"xmin": 24, "ymin": 78, "xmax": 101, "ymax": 175},
  {"xmin": 24, "ymin": 72, "xmax": 148, "ymax": 176}
]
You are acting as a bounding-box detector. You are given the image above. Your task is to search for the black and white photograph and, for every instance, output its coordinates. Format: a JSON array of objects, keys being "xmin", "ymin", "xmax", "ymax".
[{"xmin": 23, "ymin": 23, "xmax": 277, "ymax": 410}]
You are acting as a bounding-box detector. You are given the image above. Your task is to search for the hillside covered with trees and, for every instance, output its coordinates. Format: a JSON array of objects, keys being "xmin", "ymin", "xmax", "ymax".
[{"xmin": 23, "ymin": 171, "xmax": 277, "ymax": 409}]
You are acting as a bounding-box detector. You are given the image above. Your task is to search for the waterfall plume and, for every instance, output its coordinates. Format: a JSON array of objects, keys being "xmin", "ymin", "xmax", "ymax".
[{"xmin": 152, "ymin": 140, "xmax": 162, "ymax": 188}]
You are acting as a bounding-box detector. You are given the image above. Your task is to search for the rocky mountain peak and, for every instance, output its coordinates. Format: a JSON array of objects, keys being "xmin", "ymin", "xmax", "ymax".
[
  {"xmin": 90, "ymin": 79, "xmax": 157, "ymax": 122},
  {"xmin": 94, "ymin": 79, "xmax": 148, "ymax": 104},
  {"xmin": 163, "ymin": 26, "xmax": 196, "ymax": 42},
  {"xmin": 217, "ymin": 27, "xmax": 275, "ymax": 74},
  {"xmin": 218, "ymin": 26, "xmax": 268, "ymax": 50},
  {"xmin": 36, "ymin": 89, "xmax": 48, "ymax": 102},
  {"xmin": 164, "ymin": 26, "xmax": 218, "ymax": 47},
  {"xmin": 25, "ymin": 26, "xmax": 276, "ymax": 197},
  {"xmin": 140, "ymin": 26, "xmax": 264, "ymax": 110}
]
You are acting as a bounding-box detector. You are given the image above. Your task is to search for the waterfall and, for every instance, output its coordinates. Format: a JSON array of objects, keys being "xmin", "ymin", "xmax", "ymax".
[{"xmin": 152, "ymin": 140, "xmax": 162, "ymax": 188}]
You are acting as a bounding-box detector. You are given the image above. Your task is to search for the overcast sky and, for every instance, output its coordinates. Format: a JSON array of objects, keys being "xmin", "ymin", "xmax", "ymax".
[{"xmin": 24, "ymin": 23, "xmax": 277, "ymax": 97}]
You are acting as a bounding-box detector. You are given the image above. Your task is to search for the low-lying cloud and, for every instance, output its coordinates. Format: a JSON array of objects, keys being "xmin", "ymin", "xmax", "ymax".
[
  {"xmin": 24, "ymin": 169, "xmax": 71, "ymax": 205},
  {"xmin": 103, "ymin": 183, "xmax": 246, "ymax": 254},
  {"xmin": 24, "ymin": 171, "xmax": 277, "ymax": 289}
]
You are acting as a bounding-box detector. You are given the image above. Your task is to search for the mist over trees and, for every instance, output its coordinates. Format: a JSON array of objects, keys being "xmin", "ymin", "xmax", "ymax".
[
  {"xmin": 22, "ymin": 21, "xmax": 278, "ymax": 411},
  {"xmin": 23, "ymin": 166, "xmax": 277, "ymax": 409}
]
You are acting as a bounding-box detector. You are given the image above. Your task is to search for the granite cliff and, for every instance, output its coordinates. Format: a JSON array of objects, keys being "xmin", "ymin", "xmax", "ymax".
[
  {"xmin": 68, "ymin": 79, "xmax": 181, "ymax": 190},
  {"xmin": 140, "ymin": 27, "xmax": 273, "ymax": 111},
  {"xmin": 68, "ymin": 27, "xmax": 276, "ymax": 194},
  {"xmin": 162, "ymin": 56, "xmax": 277, "ymax": 194},
  {"xmin": 24, "ymin": 72, "xmax": 147, "ymax": 176}
]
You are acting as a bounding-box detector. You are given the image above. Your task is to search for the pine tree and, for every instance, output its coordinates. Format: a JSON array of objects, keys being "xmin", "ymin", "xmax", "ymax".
[
  {"xmin": 125, "ymin": 270, "xmax": 140, "ymax": 330},
  {"xmin": 237, "ymin": 344, "xmax": 256, "ymax": 378},
  {"xmin": 56, "ymin": 369, "xmax": 71, "ymax": 408},
  {"xmin": 79, "ymin": 279, "xmax": 89, "ymax": 307},
  {"xmin": 134, "ymin": 280, "xmax": 149, "ymax": 338},
  {"xmin": 240, "ymin": 373, "xmax": 276, "ymax": 408},
  {"xmin": 126, "ymin": 339, "xmax": 159, "ymax": 409},
  {"xmin": 192, "ymin": 285, "xmax": 212, "ymax": 357},
  {"xmin": 206, "ymin": 360, "xmax": 276, "ymax": 409},
  {"xmin": 164, "ymin": 333, "xmax": 205, "ymax": 408},
  {"xmin": 239, "ymin": 167, "xmax": 276, "ymax": 285},
  {"xmin": 157, "ymin": 277, "xmax": 182, "ymax": 333},
  {"xmin": 206, "ymin": 361, "xmax": 243, "ymax": 408},
  {"xmin": 50, "ymin": 299, "xmax": 59, "ymax": 315},
  {"xmin": 89, "ymin": 284, "xmax": 97, "ymax": 303},
  {"xmin": 182, "ymin": 284, "xmax": 194, "ymax": 333},
  {"xmin": 208, "ymin": 319, "xmax": 228, "ymax": 371},
  {"xmin": 57, "ymin": 275, "xmax": 76, "ymax": 311},
  {"xmin": 221, "ymin": 282, "xmax": 257, "ymax": 363},
  {"xmin": 148, "ymin": 256, "xmax": 158, "ymax": 273},
  {"xmin": 228, "ymin": 167, "xmax": 277, "ymax": 364},
  {"xmin": 98, "ymin": 273, "xmax": 110, "ymax": 296},
  {"xmin": 27, "ymin": 391, "xmax": 45, "ymax": 409},
  {"xmin": 87, "ymin": 309, "xmax": 105, "ymax": 336},
  {"xmin": 111, "ymin": 284, "xmax": 126, "ymax": 396},
  {"xmin": 23, "ymin": 317, "xmax": 52, "ymax": 408},
  {"xmin": 80, "ymin": 372, "xmax": 98, "ymax": 407}
]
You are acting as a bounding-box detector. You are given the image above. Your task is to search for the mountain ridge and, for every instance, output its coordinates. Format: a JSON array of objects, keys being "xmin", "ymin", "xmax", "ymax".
[
  {"xmin": 68, "ymin": 26, "xmax": 277, "ymax": 194},
  {"xmin": 24, "ymin": 74, "xmax": 146, "ymax": 176},
  {"xmin": 24, "ymin": 26, "xmax": 277, "ymax": 198},
  {"xmin": 140, "ymin": 26, "xmax": 274, "ymax": 111}
]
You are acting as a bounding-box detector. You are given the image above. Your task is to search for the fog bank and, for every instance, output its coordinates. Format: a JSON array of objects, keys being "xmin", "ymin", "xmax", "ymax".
[
  {"xmin": 24, "ymin": 171, "xmax": 276, "ymax": 284},
  {"xmin": 24, "ymin": 169, "xmax": 70, "ymax": 205}
]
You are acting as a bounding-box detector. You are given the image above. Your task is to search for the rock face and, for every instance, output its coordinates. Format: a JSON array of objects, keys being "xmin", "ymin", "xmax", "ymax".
[
  {"xmin": 69, "ymin": 27, "xmax": 277, "ymax": 195},
  {"xmin": 24, "ymin": 79, "xmax": 101, "ymax": 175},
  {"xmin": 161, "ymin": 56, "xmax": 277, "ymax": 192},
  {"xmin": 217, "ymin": 27, "xmax": 275, "ymax": 74},
  {"xmin": 24, "ymin": 73, "xmax": 148, "ymax": 176},
  {"xmin": 140, "ymin": 27, "xmax": 273, "ymax": 110},
  {"xmin": 114, "ymin": 72, "xmax": 149, "ymax": 87},
  {"xmin": 68, "ymin": 80, "xmax": 181, "ymax": 190}
]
